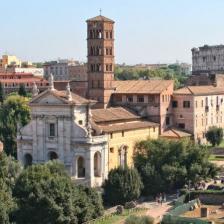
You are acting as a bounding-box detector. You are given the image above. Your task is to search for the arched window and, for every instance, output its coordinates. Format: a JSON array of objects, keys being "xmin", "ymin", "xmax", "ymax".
[
  {"xmin": 119, "ymin": 145, "xmax": 128, "ymax": 168},
  {"xmin": 94, "ymin": 152, "xmax": 101, "ymax": 177},
  {"xmin": 48, "ymin": 151, "xmax": 58, "ymax": 160},
  {"xmin": 77, "ymin": 156, "xmax": 85, "ymax": 178},
  {"xmin": 24, "ymin": 153, "xmax": 32, "ymax": 166}
]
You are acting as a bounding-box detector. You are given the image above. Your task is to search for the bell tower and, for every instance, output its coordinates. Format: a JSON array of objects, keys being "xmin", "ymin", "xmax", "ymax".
[{"xmin": 86, "ymin": 15, "xmax": 115, "ymax": 108}]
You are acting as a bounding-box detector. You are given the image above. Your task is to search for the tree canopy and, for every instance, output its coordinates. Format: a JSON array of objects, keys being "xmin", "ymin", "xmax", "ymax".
[
  {"xmin": 0, "ymin": 94, "xmax": 30, "ymax": 157},
  {"xmin": 103, "ymin": 166, "xmax": 143, "ymax": 205},
  {"xmin": 205, "ymin": 126, "xmax": 223, "ymax": 146},
  {"xmin": 18, "ymin": 84, "xmax": 27, "ymax": 97},
  {"xmin": 114, "ymin": 64, "xmax": 189, "ymax": 89},
  {"xmin": 134, "ymin": 139, "xmax": 218, "ymax": 195},
  {"xmin": 12, "ymin": 161, "xmax": 104, "ymax": 224}
]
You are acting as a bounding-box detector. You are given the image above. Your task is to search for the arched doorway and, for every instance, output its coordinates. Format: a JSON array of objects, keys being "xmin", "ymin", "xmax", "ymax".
[
  {"xmin": 94, "ymin": 152, "xmax": 101, "ymax": 177},
  {"xmin": 119, "ymin": 145, "xmax": 128, "ymax": 168},
  {"xmin": 77, "ymin": 156, "xmax": 85, "ymax": 178},
  {"xmin": 48, "ymin": 151, "xmax": 58, "ymax": 160},
  {"xmin": 24, "ymin": 153, "xmax": 32, "ymax": 166}
]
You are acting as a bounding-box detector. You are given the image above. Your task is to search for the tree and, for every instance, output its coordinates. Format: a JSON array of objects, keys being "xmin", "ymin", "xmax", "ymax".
[
  {"xmin": 0, "ymin": 153, "xmax": 22, "ymax": 223},
  {"xmin": 0, "ymin": 95, "xmax": 30, "ymax": 157},
  {"xmin": 134, "ymin": 139, "xmax": 218, "ymax": 195},
  {"xmin": 205, "ymin": 126, "xmax": 223, "ymax": 146},
  {"xmin": 18, "ymin": 84, "xmax": 27, "ymax": 97},
  {"xmin": 0, "ymin": 82, "xmax": 5, "ymax": 103},
  {"xmin": 103, "ymin": 167, "xmax": 143, "ymax": 205},
  {"xmin": 12, "ymin": 161, "xmax": 104, "ymax": 224}
]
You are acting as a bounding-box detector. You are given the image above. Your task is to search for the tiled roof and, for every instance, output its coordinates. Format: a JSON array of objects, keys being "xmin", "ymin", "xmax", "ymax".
[
  {"xmin": 113, "ymin": 80, "xmax": 173, "ymax": 94},
  {"xmin": 86, "ymin": 15, "xmax": 114, "ymax": 23},
  {"xmin": 174, "ymin": 86, "xmax": 224, "ymax": 95},
  {"xmin": 97, "ymin": 120, "xmax": 159, "ymax": 133},
  {"xmin": 91, "ymin": 107, "xmax": 139, "ymax": 123},
  {"xmin": 161, "ymin": 128, "xmax": 192, "ymax": 138}
]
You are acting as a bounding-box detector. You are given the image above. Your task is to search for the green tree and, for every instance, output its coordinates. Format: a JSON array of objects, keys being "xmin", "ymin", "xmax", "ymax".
[
  {"xmin": 18, "ymin": 84, "xmax": 27, "ymax": 97},
  {"xmin": 12, "ymin": 161, "xmax": 104, "ymax": 224},
  {"xmin": 205, "ymin": 126, "xmax": 224, "ymax": 146},
  {"xmin": 103, "ymin": 167, "xmax": 143, "ymax": 205},
  {"xmin": 0, "ymin": 95, "xmax": 30, "ymax": 157},
  {"xmin": 134, "ymin": 139, "xmax": 217, "ymax": 195},
  {"xmin": 0, "ymin": 153, "xmax": 22, "ymax": 223},
  {"xmin": 0, "ymin": 82, "xmax": 5, "ymax": 103}
]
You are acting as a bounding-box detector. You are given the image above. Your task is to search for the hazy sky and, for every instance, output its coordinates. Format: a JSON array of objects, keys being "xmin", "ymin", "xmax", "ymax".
[{"xmin": 1, "ymin": 0, "xmax": 224, "ymax": 64}]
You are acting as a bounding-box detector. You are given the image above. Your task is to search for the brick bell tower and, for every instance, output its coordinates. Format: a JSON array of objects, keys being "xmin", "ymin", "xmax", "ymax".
[{"xmin": 86, "ymin": 14, "xmax": 115, "ymax": 108}]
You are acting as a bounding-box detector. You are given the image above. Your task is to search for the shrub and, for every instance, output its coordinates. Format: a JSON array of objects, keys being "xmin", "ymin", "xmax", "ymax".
[
  {"xmin": 125, "ymin": 215, "xmax": 154, "ymax": 224},
  {"xmin": 103, "ymin": 167, "xmax": 143, "ymax": 205}
]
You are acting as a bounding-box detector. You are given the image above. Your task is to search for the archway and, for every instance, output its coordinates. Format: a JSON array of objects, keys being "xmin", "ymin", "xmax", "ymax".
[
  {"xmin": 94, "ymin": 152, "xmax": 101, "ymax": 177},
  {"xmin": 24, "ymin": 153, "xmax": 32, "ymax": 166},
  {"xmin": 77, "ymin": 156, "xmax": 85, "ymax": 178},
  {"xmin": 48, "ymin": 151, "xmax": 58, "ymax": 160}
]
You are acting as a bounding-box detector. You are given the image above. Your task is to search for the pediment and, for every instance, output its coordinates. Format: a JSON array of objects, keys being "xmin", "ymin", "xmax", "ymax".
[{"xmin": 30, "ymin": 90, "xmax": 68, "ymax": 105}]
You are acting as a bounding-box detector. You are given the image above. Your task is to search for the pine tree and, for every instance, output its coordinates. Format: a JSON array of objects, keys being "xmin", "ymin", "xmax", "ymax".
[{"xmin": 0, "ymin": 82, "xmax": 5, "ymax": 103}]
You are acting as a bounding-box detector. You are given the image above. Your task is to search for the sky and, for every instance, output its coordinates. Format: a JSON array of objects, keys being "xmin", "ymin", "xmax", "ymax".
[{"xmin": 1, "ymin": 0, "xmax": 224, "ymax": 64}]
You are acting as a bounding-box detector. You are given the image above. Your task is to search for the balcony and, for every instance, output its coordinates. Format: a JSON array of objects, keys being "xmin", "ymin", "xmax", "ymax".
[{"xmin": 205, "ymin": 106, "xmax": 209, "ymax": 112}]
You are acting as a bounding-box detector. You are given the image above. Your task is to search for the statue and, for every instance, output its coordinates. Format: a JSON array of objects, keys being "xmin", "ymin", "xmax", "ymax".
[
  {"xmin": 32, "ymin": 82, "xmax": 39, "ymax": 97},
  {"xmin": 66, "ymin": 82, "xmax": 72, "ymax": 101},
  {"xmin": 49, "ymin": 73, "xmax": 54, "ymax": 90}
]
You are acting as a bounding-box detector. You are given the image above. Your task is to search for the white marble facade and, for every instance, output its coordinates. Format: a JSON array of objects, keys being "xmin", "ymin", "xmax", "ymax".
[{"xmin": 17, "ymin": 80, "xmax": 108, "ymax": 187}]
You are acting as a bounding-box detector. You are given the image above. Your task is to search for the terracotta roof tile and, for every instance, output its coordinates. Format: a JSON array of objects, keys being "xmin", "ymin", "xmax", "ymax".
[
  {"xmin": 161, "ymin": 128, "xmax": 192, "ymax": 138},
  {"xmin": 86, "ymin": 15, "xmax": 114, "ymax": 23},
  {"xmin": 97, "ymin": 120, "xmax": 159, "ymax": 133},
  {"xmin": 113, "ymin": 80, "xmax": 173, "ymax": 94},
  {"xmin": 174, "ymin": 86, "xmax": 224, "ymax": 95},
  {"xmin": 91, "ymin": 107, "xmax": 139, "ymax": 123}
]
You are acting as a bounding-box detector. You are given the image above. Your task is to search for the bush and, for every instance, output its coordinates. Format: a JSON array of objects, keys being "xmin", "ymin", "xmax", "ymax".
[
  {"xmin": 125, "ymin": 215, "xmax": 154, "ymax": 224},
  {"xmin": 103, "ymin": 167, "xmax": 143, "ymax": 205},
  {"xmin": 206, "ymin": 126, "xmax": 223, "ymax": 146}
]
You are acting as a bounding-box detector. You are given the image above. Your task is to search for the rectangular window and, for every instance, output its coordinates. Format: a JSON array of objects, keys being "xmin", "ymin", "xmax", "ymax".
[
  {"xmin": 122, "ymin": 131, "xmax": 124, "ymax": 137},
  {"xmin": 166, "ymin": 117, "xmax": 170, "ymax": 125},
  {"xmin": 195, "ymin": 101, "xmax": 197, "ymax": 108},
  {"xmin": 172, "ymin": 101, "xmax": 178, "ymax": 108},
  {"xmin": 127, "ymin": 96, "xmax": 133, "ymax": 103},
  {"xmin": 137, "ymin": 96, "xmax": 144, "ymax": 103},
  {"xmin": 110, "ymin": 133, "xmax": 113, "ymax": 139},
  {"xmin": 49, "ymin": 123, "xmax": 55, "ymax": 137},
  {"xmin": 178, "ymin": 123, "xmax": 185, "ymax": 129},
  {"xmin": 183, "ymin": 101, "xmax": 190, "ymax": 108},
  {"xmin": 110, "ymin": 147, "xmax": 114, "ymax": 153}
]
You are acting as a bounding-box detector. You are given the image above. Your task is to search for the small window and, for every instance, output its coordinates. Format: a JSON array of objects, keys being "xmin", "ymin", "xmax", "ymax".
[
  {"xmin": 110, "ymin": 147, "xmax": 114, "ymax": 153},
  {"xmin": 137, "ymin": 96, "xmax": 144, "ymax": 103},
  {"xmin": 49, "ymin": 123, "xmax": 55, "ymax": 137},
  {"xmin": 183, "ymin": 101, "xmax": 190, "ymax": 108},
  {"xmin": 178, "ymin": 123, "xmax": 185, "ymax": 129},
  {"xmin": 172, "ymin": 101, "xmax": 178, "ymax": 108},
  {"xmin": 78, "ymin": 120, "xmax": 83, "ymax": 125},
  {"xmin": 153, "ymin": 127, "xmax": 156, "ymax": 132},
  {"xmin": 110, "ymin": 133, "xmax": 113, "ymax": 139},
  {"xmin": 166, "ymin": 117, "xmax": 170, "ymax": 125},
  {"xmin": 127, "ymin": 96, "xmax": 133, "ymax": 103},
  {"xmin": 122, "ymin": 131, "xmax": 124, "ymax": 137}
]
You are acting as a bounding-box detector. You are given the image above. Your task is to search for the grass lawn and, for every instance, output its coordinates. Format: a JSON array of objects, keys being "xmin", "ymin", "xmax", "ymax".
[{"xmin": 89, "ymin": 208, "xmax": 148, "ymax": 224}]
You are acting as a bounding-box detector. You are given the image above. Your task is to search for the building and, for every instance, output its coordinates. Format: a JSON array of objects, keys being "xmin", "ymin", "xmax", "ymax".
[
  {"xmin": 43, "ymin": 60, "xmax": 78, "ymax": 80},
  {"xmin": 17, "ymin": 77, "xmax": 159, "ymax": 187},
  {"xmin": 192, "ymin": 45, "xmax": 224, "ymax": 75},
  {"xmin": 173, "ymin": 85, "xmax": 224, "ymax": 144},
  {"xmin": 69, "ymin": 63, "xmax": 87, "ymax": 81},
  {"xmin": 0, "ymin": 72, "xmax": 49, "ymax": 94},
  {"xmin": 0, "ymin": 55, "xmax": 22, "ymax": 68},
  {"xmin": 87, "ymin": 15, "xmax": 115, "ymax": 108},
  {"xmin": 91, "ymin": 107, "xmax": 159, "ymax": 170},
  {"xmin": 12, "ymin": 67, "xmax": 44, "ymax": 77},
  {"xmin": 111, "ymin": 80, "xmax": 174, "ymax": 133}
]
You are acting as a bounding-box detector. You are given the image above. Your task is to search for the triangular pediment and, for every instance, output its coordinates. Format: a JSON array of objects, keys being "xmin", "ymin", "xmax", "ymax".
[{"xmin": 30, "ymin": 90, "xmax": 68, "ymax": 105}]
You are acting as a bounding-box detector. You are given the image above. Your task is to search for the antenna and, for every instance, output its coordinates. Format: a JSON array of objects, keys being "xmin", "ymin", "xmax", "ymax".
[{"xmin": 100, "ymin": 8, "xmax": 102, "ymax": 16}]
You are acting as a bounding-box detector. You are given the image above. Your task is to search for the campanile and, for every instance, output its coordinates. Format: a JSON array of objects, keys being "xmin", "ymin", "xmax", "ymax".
[{"xmin": 86, "ymin": 15, "xmax": 115, "ymax": 108}]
